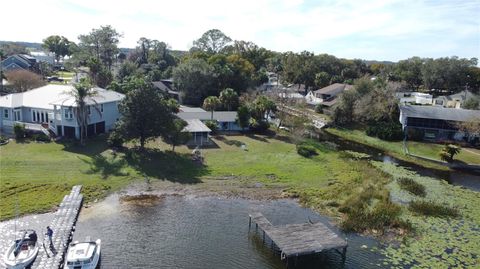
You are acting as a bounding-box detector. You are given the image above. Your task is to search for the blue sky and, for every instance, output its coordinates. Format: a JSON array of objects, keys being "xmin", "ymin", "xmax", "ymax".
[{"xmin": 3, "ymin": 0, "xmax": 479, "ymax": 61}]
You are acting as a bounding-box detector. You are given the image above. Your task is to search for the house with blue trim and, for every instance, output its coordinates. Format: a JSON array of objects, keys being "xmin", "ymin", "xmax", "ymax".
[{"xmin": 0, "ymin": 84, "xmax": 124, "ymax": 138}]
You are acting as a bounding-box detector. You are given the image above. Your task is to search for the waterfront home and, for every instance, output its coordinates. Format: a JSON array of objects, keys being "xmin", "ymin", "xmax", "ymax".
[
  {"xmin": 306, "ymin": 83, "xmax": 353, "ymax": 106},
  {"xmin": 178, "ymin": 106, "xmax": 242, "ymax": 132},
  {"xmin": 399, "ymin": 105, "xmax": 480, "ymax": 142},
  {"xmin": 0, "ymin": 84, "xmax": 124, "ymax": 138},
  {"xmin": 433, "ymin": 90, "xmax": 477, "ymax": 108},
  {"xmin": 182, "ymin": 119, "xmax": 211, "ymax": 146}
]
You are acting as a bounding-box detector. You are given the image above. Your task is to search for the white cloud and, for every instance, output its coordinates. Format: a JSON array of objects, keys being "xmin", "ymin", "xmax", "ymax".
[{"xmin": 2, "ymin": 0, "xmax": 479, "ymax": 61}]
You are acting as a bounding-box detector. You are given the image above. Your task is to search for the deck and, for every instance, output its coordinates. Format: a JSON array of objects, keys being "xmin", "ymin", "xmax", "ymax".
[
  {"xmin": 31, "ymin": 185, "xmax": 83, "ymax": 269},
  {"xmin": 249, "ymin": 212, "xmax": 347, "ymax": 261}
]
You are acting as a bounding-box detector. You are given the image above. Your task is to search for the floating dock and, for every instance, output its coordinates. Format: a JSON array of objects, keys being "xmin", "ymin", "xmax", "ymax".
[
  {"xmin": 249, "ymin": 212, "xmax": 347, "ymax": 263},
  {"xmin": 31, "ymin": 185, "xmax": 83, "ymax": 269}
]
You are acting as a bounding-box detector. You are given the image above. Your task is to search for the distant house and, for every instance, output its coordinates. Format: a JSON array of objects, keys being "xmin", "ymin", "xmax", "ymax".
[
  {"xmin": 182, "ymin": 119, "xmax": 211, "ymax": 146},
  {"xmin": 306, "ymin": 83, "xmax": 353, "ymax": 106},
  {"xmin": 433, "ymin": 90, "xmax": 476, "ymax": 108},
  {"xmin": 152, "ymin": 79, "xmax": 181, "ymax": 103},
  {"xmin": 399, "ymin": 105, "xmax": 480, "ymax": 142},
  {"xmin": 178, "ymin": 107, "xmax": 242, "ymax": 132},
  {"xmin": 396, "ymin": 92, "xmax": 433, "ymax": 105},
  {"xmin": 0, "ymin": 84, "xmax": 124, "ymax": 139},
  {"xmin": 0, "ymin": 54, "xmax": 39, "ymax": 72}
]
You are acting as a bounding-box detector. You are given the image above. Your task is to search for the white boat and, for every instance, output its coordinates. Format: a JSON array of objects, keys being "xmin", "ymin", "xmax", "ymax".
[
  {"xmin": 3, "ymin": 229, "xmax": 39, "ymax": 269},
  {"xmin": 64, "ymin": 238, "xmax": 101, "ymax": 269}
]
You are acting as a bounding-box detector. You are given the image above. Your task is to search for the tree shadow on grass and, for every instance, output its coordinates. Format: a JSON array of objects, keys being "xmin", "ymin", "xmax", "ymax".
[
  {"xmin": 124, "ymin": 148, "xmax": 208, "ymax": 184},
  {"xmin": 58, "ymin": 136, "xmax": 109, "ymax": 156},
  {"xmin": 80, "ymin": 154, "xmax": 130, "ymax": 179},
  {"xmin": 246, "ymin": 134, "xmax": 269, "ymax": 143}
]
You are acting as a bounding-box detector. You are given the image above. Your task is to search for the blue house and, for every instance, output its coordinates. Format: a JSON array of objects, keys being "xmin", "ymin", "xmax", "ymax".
[
  {"xmin": 0, "ymin": 84, "xmax": 124, "ymax": 138},
  {"xmin": 1, "ymin": 54, "xmax": 38, "ymax": 72}
]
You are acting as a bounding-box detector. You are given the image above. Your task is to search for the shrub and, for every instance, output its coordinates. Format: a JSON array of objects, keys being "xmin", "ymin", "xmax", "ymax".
[
  {"xmin": 397, "ymin": 178, "xmax": 426, "ymax": 197},
  {"xmin": 249, "ymin": 118, "xmax": 270, "ymax": 133},
  {"xmin": 13, "ymin": 124, "xmax": 26, "ymax": 139},
  {"xmin": 34, "ymin": 133, "xmax": 51, "ymax": 142},
  {"xmin": 315, "ymin": 104, "xmax": 324, "ymax": 114},
  {"xmin": 0, "ymin": 135, "xmax": 8, "ymax": 144},
  {"xmin": 296, "ymin": 143, "xmax": 317, "ymax": 157},
  {"xmin": 107, "ymin": 130, "xmax": 124, "ymax": 148},
  {"xmin": 204, "ymin": 120, "xmax": 219, "ymax": 134},
  {"xmin": 409, "ymin": 200, "xmax": 459, "ymax": 218},
  {"xmin": 439, "ymin": 144, "xmax": 461, "ymax": 163},
  {"xmin": 407, "ymin": 128, "xmax": 425, "ymax": 141},
  {"xmin": 366, "ymin": 121, "xmax": 403, "ymax": 141}
]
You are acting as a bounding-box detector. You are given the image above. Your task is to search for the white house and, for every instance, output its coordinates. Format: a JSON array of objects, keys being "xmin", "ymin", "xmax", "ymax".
[
  {"xmin": 306, "ymin": 83, "xmax": 353, "ymax": 106},
  {"xmin": 396, "ymin": 92, "xmax": 433, "ymax": 105},
  {"xmin": 0, "ymin": 84, "xmax": 124, "ymax": 139}
]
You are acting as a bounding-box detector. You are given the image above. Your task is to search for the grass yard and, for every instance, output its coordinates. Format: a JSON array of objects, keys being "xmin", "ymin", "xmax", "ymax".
[
  {"xmin": 0, "ymin": 136, "xmax": 207, "ymax": 220},
  {"xmin": 325, "ymin": 128, "xmax": 480, "ymax": 167},
  {"xmin": 1, "ymin": 132, "xmax": 389, "ymax": 222}
]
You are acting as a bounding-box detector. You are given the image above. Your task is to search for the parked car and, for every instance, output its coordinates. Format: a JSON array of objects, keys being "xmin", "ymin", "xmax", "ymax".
[{"xmin": 47, "ymin": 76, "xmax": 64, "ymax": 82}]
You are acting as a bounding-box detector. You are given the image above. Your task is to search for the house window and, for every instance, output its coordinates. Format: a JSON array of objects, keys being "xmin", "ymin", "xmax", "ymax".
[
  {"xmin": 100, "ymin": 104, "xmax": 104, "ymax": 113},
  {"xmin": 3, "ymin": 109, "xmax": 8, "ymax": 119},
  {"xmin": 64, "ymin": 108, "xmax": 73, "ymax": 120},
  {"xmin": 32, "ymin": 110, "xmax": 36, "ymax": 122},
  {"xmin": 87, "ymin": 106, "xmax": 91, "ymax": 115}
]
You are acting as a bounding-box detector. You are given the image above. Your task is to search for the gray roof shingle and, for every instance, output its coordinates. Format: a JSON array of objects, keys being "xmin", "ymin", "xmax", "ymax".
[{"xmin": 400, "ymin": 105, "xmax": 480, "ymax": 122}]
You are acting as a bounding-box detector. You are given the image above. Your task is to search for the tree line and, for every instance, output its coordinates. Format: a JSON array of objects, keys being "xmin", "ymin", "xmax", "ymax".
[{"xmin": 2, "ymin": 26, "xmax": 478, "ymax": 97}]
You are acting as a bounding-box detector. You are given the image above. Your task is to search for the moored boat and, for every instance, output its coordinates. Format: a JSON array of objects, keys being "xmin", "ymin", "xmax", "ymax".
[
  {"xmin": 3, "ymin": 229, "xmax": 39, "ymax": 269},
  {"xmin": 64, "ymin": 238, "xmax": 101, "ymax": 269}
]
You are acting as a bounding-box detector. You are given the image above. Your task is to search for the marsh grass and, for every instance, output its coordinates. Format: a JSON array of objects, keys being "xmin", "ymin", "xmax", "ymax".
[
  {"xmin": 409, "ymin": 200, "xmax": 459, "ymax": 218},
  {"xmin": 339, "ymin": 185, "xmax": 411, "ymax": 233},
  {"xmin": 398, "ymin": 177, "xmax": 426, "ymax": 197}
]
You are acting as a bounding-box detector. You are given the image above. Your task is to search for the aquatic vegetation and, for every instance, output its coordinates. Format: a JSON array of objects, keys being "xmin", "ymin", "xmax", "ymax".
[
  {"xmin": 397, "ymin": 177, "xmax": 426, "ymax": 197},
  {"xmin": 409, "ymin": 200, "xmax": 459, "ymax": 218},
  {"xmin": 373, "ymin": 161, "xmax": 480, "ymax": 268}
]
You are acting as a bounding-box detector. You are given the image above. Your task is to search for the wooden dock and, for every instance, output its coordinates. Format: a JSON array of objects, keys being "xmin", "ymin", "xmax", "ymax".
[
  {"xmin": 31, "ymin": 185, "xmax": 83, "ymax": 269},
  {"xmin": 249, "ymin": 212, "xmax": 347, "ymax": 262}
]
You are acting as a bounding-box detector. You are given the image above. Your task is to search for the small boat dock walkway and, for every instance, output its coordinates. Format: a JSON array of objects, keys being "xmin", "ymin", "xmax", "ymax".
[
  {"xmin": 249, "ymin": 212, "xmax": 347, "ymax": 262},
  {"xmin": 31, "ymin": 185, "xmax": 83, "ymax": 269}
]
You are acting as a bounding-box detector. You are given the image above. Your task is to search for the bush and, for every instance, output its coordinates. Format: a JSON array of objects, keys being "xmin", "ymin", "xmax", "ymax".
[
  {"xmin": 409, "ymin": 200, "xmax": 459, "ymax": 218},
  {"xmin": 407, "ymin": 128, "xmax": 425, "ymax": 141},
  {"xmin": 397, "ymin": 178, "xmax": 426, "ymax": 197},
  {"xmin": 204, "ymin": 120, "xmax": 219, "ymax": 134},
  {"xmin": 296, "ymin": 143, "xmax": 317, "ymax": 157},
  {"xmin": 13, "ymin": 124, "xmax": 26, "ymax": 139},
  {"xmin": 33, "ymin": 133, "xmax": 51, "ymax": 142},
  {"xmin": 107, "ymin": 131, "xmax": 124, "ymax": 148},
  {"xmin": 249, "ymin": 119, "xmax": 270, "ymax": 133},
  {"xmin": 0, "ymin": 135, "xmax": 8, "ymax": 144},
  {"xmin": 315, "ymin": 104, "xmax": 324, "ymax": 114},
  {"xmin": 366, "ymin": 121, "xmax": 403, "ymax": 141}
]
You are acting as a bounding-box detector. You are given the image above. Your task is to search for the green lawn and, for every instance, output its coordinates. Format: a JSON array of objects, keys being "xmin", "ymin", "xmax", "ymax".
[
  {"xmin": 325, "ymin": 128, "xmax": 480, "ymax": 167},
  {"xmin": 1, "ymin": 133, "xmax": 387, "ymax": 221}
]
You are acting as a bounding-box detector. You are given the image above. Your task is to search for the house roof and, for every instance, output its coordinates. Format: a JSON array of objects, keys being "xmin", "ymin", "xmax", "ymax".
[
  {"xmin": 179, "ymin": 106, "xmax": 207, "ymax": 112},
  {"xmin": 183, "ymin": 119, "xmax": 211, "ymax": 133},
  {"xmin": 152, "ymin": 80, "xmax": 179, "ymax": 95},
  {"xmin": 178, "ymin": 111, "xmax": 238, "ymax": 122},
  {"xmin": 400, "ymin": 105, "xmax": 480, "ymax": 122},
  {"xmin": 0, "ymin": 84, "xmax": 124, "ymax": 110},
  {"xmin": 314, "ymin": 83, "xmax": 353, "ymax": 96}
]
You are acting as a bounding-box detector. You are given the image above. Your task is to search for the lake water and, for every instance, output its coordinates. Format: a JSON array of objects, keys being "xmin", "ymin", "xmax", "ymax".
[{"xmin": 72, "ymin": 195, "xmax": 385, "ymax": 269}]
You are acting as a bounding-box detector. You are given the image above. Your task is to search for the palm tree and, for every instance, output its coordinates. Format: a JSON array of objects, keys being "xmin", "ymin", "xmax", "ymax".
[
  {"xmin": 203, "ymin": 96, "xmax": 220, "ymax": 120},
  {"xmin": 219, "ymin": 88, "xmax": 238, "ymax": 111},
  {"xmin": 70, "ymin": 78, "xmax": 98, "ymax": 145}
]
